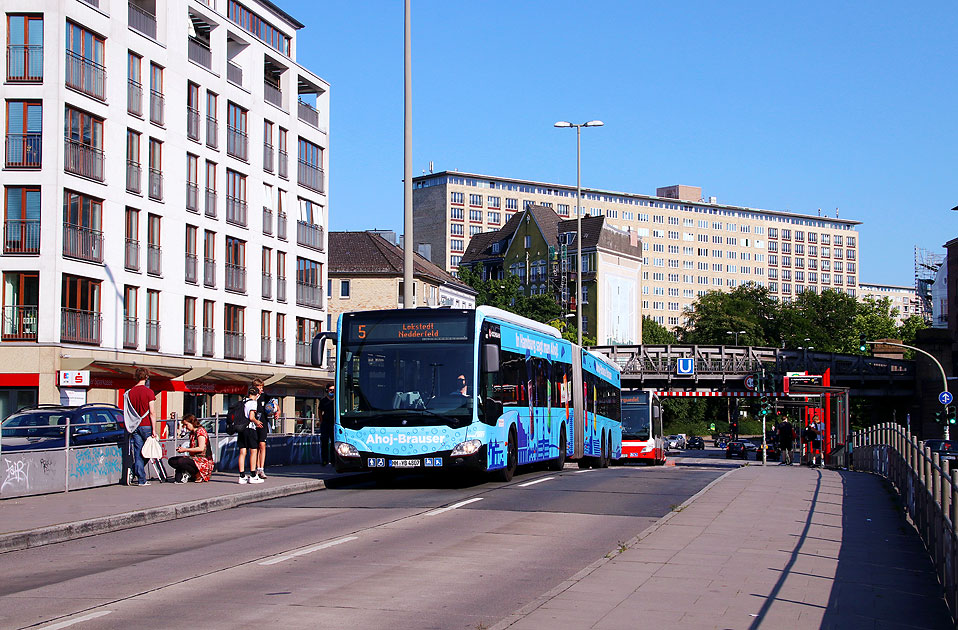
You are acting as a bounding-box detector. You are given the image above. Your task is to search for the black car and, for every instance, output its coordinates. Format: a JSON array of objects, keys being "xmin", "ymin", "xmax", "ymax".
[
  {"xmin": 924, "ymin": 439, "xmax": 958, "ymax": 462},
  {"xmin": 1, "ymin": 404, "xmax": 126, "ymax": 451},
  {"xmin": 754, "ymin": 441, "xmax": 781, "ymax": 461},
  {"xmin": 687, "ymin": 436, "xmax": 706, "ymax": 450},
  {"xmin": 725, "ymin": 441, "xmax": 749, "ymax": 460}
]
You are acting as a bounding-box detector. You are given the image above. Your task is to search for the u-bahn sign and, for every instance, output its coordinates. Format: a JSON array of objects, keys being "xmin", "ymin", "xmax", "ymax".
[
  {"xmin": 676, "ymin": 358, "xmax": 695, "ymax": 376},
  {"xmin": 744, "ymin": 375, "xmax": 757, "ymax": 390}
]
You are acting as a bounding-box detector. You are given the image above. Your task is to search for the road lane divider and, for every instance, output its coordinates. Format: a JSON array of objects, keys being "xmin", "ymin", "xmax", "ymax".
[
  {"xmin": 259, "ymin": 536, "xmax": 358, "ymax": 566},
  {"xmin": 518, "ymin": 476, "xmax": 555, "ymax": 487},
  {"xmin": 39, "ymin": 611, "xmax": 113, "ymax": 630},
  {"xmin": 574, "ymin": 469, "xmax": 594, "ymax": 474},
  {"xmin": 425, "ymin": 497, "xmax": 483, "ymax": 516}
]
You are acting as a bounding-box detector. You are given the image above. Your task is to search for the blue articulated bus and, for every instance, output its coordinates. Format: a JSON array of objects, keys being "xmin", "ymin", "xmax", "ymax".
[{"xmin": 312, "ymin": 306, "xmax": 621, "ymax": 481}]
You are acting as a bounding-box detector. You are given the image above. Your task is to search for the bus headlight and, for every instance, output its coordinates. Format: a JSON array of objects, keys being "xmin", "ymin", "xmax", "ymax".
[
  {"xmin": 450, "ymin": 439, "xmax": 482, "ymax": 457},
  {"xmin": 335, "ymin": 441, "xmax": 359, "ymax": 458}
]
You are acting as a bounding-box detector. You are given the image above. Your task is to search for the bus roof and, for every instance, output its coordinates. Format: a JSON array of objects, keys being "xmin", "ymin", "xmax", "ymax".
[
  {"xmin": 476, "ymin": 306, "xmax": 562, "ymax": 340},
  {"xmin": 586, "ymin": 348, "xmax": 621, "ymax": 373}
]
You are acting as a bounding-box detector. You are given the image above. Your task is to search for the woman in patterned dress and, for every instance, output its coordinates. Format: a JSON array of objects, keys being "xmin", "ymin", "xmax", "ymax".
[{"xmin": 168, "ymin": 414, "xmax": 215, "ymax": 483}]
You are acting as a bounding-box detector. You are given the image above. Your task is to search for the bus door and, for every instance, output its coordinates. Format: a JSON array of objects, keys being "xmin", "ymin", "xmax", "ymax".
[{"xmin": 571, "ymin": 346, "xmax": 585, "ymax": 458}]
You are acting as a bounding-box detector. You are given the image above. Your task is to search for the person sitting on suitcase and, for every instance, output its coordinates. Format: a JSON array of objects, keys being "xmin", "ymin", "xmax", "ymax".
[{"xmin": 168, "ymin": 414, "xmax": 214, "ymax": 483}]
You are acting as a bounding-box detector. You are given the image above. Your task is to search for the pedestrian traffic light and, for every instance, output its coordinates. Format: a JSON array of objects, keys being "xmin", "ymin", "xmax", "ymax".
[{"xmin": 859, "ymin": 333, "xmax": 867, "ymax": 353}]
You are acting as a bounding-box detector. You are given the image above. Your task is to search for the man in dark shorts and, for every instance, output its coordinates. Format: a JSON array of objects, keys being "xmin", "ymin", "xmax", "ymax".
[
  {"xmin": 252, "ymin": 378, "xmax": 272, "ymax": 479},
  {"xmin": 238, "ymin": 386, "xmax": 264, "ymax": 484}
]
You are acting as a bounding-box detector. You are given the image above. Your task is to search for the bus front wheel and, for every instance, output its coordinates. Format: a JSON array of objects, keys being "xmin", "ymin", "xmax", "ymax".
[{"xmin": 494, "ymin": 428, "xmax": 518, "ymax": 482}]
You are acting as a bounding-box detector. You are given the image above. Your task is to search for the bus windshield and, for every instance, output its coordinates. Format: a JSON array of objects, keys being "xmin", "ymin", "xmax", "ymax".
[
  {"xmin": 621, "ymin": 404, "xmax": 651, "ymax": 441},
  {"xmin": 339, "ymin": 311, "xmax": 475, "ymax": 429}
]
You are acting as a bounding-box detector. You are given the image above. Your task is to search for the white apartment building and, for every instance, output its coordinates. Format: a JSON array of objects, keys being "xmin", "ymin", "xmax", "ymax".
[
  {"xmin": 414, "ymin": 172, "xmax": 861, "ymax": 327},
  {"xmin": 858, "ymin": 283, "xmax": 920, "ymax": 325},
  {"xmin": 0, "ymin": 0, "xmax": 330, "ymax": 419}
]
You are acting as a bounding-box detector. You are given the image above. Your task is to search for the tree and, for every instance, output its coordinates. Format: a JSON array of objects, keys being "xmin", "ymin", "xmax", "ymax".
[
  {"xmin": 779, "ymin": 289, "xmax": 863, "ymax": 353},
  {"xmin": 677, "ymin": 283, "xmax": 781, "ymax": 346},
  {"xmin": 852, "ymin": 297, "xmax": 900, "ymax": 352},
  {"xmin": 642, "ymin": 316, "xmax": 677, "ymax": 344},
  {"xmin": 457, "ymin": 266, "xmax": 563, "ymax": 326},
  {"xmin": 898, "ymin": 314, "xmax": 928, "ymax": 347}
]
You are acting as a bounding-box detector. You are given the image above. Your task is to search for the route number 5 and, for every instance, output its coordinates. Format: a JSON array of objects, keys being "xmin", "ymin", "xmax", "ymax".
[{"xmin": 358, "ymin": 324, "xmax": 366, "ymax": 339}]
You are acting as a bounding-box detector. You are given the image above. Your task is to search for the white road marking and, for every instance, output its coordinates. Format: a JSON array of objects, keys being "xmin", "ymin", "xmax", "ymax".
[
  {"xmin": 425, "ymin": 497, "xmax": 483, "ymax": 516},
  {"xmin": 259, "ymin": 536, "xmax": 358, "ymax": 566},
  {"xmin": 518, "ymin": 476, "xmax": 555, "ymax": 487},
  {"xmin": 574, "ymin": 469, "xmax": 594, "ymax": 474},
  {"xmin": 39, "ymin": 611, "xmax": 113, "ymax": 630}
]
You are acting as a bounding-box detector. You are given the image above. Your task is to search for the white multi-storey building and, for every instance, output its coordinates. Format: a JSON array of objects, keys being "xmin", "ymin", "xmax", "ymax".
[
  {"xmin": 858, "ymin": 283, "xmax": 920, "ymax": 325},
  {"xmin": 0, "ymin": 0, "xmax": 329, "ymax": 419}
]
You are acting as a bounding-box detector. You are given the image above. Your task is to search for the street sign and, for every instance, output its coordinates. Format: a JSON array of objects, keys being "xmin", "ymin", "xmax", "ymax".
[
  {"xmin": 940, "ymin": 391, "xmax": 953, "ymax": 406},
  {"xmin": 709, "ymin": 423, "xmax": 716, "ymax": 431},
  {"xmin": 676, "ymin": 358, "xmax": 694, "ymax": 376},
  {"xmin": 744, "ymin": 375, "xmax": 756, "ymax": 391}
]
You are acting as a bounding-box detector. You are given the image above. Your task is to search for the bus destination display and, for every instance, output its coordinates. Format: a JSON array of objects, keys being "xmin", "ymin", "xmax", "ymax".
[{"xmin": 349, "ymin": 318, "xmax": 470, "ymax": 343}]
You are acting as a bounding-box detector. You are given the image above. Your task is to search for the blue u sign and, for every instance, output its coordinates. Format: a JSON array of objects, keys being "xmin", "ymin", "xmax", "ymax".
[{"xmin": 677, "ymin": 358, "xmax": 695, "ymax": 376}]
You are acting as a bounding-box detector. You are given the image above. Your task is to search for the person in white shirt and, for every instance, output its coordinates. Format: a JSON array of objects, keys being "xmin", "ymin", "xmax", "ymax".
[{"xmin": 238, "ymin": 386, "xmax": 265, "ymax": 484}]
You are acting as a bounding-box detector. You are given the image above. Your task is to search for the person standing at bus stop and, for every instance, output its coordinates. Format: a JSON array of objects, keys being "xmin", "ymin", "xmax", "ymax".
[
  {"xmin": 318, "ymin": 383, "xmax": 335, "ymax": 466},
  {"xmin": 777, "ymin": 417, "xmax": 795, "ymax": 465},
  {"xmin": 252, "ymin": 378, "xmax": 274, "ymax": 480}
]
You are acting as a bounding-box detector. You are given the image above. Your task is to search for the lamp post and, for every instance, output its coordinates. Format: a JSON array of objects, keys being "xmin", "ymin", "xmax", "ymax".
[
  {"xmin": 555, "ymin": 119, "xmax": 603, "ymax": 346},
  {"xmin": 726, "ymin": 330, "xmax": 745, "ymax": 345}
]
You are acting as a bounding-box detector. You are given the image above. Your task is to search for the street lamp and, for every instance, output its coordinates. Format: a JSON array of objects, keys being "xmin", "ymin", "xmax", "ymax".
[
  {"xmin": 726, "ymin": 330, "xmax": 746, "ymax": 345},
  {"xmin": 554, "ymin": 120, "xmax": 604, "ymax": 346}
]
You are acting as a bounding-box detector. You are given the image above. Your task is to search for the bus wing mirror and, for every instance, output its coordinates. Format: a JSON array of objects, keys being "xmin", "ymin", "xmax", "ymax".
[
  {"xmin": 311, "ymin": 331, "xmax": 338, "ymax": 369},
  {"xmin": 482, "ymin": 343, "xmax": 500, "ymax": 373}
]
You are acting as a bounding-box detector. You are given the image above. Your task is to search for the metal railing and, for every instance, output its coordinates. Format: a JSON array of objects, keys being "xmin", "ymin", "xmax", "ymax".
[
  {"xmin": 226, "ymin": 196, "xmax": 247, "ymax": 227},
  {"xmin": 146, "ymin": 321, "xmax": 160, "ymax": 351},
  {"xmin": 262, "ymin": 207, "xmax": 273, "ymax": 235},
  {"xmin": 202, "ymin": 326, "xmax": 215, "ymax": 356},
  {"xmin": 6, "ymin": 133, "xmax": 41, "ymax": 168},
  {"xmin": 148, "ymin": 168, "xmax": 163, "ymax": 200},
  {"xmin": 205, "ymin": 188, "xmax": 217, "ymax": 219},
  {"xmin": 206, "ymin": 115, "xmax": 218, "ymax": 149},
  {"xmin": 185, "ymin": 252, "xmax": 198, "ymax": 283},
  {"xmin": 262, "ymin": 272, "xmax": 272, "ymax": 299},
  {"xmin": 186, "ymin": 182, "xmax": 199, "ymax": 212},
  {"xmin": 224, "ymin": 332, "xmax": 245, "ymax": 360},
  {"xmin": 264, "ymin": 82, "xmax": 282, "ymax": 108},
  {"xmin": 6, "ymin": 45, "xmax": 42, "ymax": 82},
  {"xmin": 277, "ymin": 276, "xmax": 287, "ymax": 302},
  {"xmin": 297, "ymin": 160, "xmax": 325, "ymax": 193},
  {"xmin": 128, "ymin": 2, "xmax": 157, "ymax": 39},
  {"xmin": 295, "ymin": 341, "xmax": 311, "ymax": 366},
  {"xmin": 126, "ymin": 160, "xmax": 141, "ymax": 193},
  {"xmin": 3, "ymin": 305, "xmax": 38, "ymax": 340},
  {"xmin": 297, "ymin": 99, "xmax": 319, "ymax": 127},
  {"xmin": 147, "ymin": 244, "xmax": 162, "ymax": 276},
  {"xmin": 64, "ymin": 138, "xmax": 104, "ymax": 181},
  {"xmin": 65, "ymin": 50, "xmax": 106, "ymax": 100},
  {"xmin": 277, "ymin": 212, "xmax": 287, "ymax": 240},
  {"xmin": 128, "ymin": 79, "xmax": 142, "ymax": 116},
  {"xmin": 61, "ymin": 308, "xmax": 101, "ymax": 344},
  {"xmin": 184, "ymin": 325, "xmax": 196, "ymax": 355},
  {"xmin": 150, "ymin": 90, "xmax": 164, "ymax": 126},
  {"xmin": 263, "ymin": 143, "xmax": 274, "ymax": 172},
  {"xmin": 125, "ymin": 238, "xmax": 139, "ymax": 271},
  {"xmin": 63, "ymin": 223, "xmax": 103, "ymax": 263},
  {"xmin": 203, "ymin": 258, "xmax": 216, "ymax": 288},
  {"xmin": 276, "ymin": 339, "xmax": 286, "ymax": 364},
  {"xmin": 296, "ymin": 220, "xmax": 325, "ymax": 252},
  {"xmin": 227, "ymin": 126, "xmax": 248, "ymax": 160},
  {"xmin": 227, "ymin": 61, "xmax": 243, "ymax": 86},
  {"xmin": 225, "ymin": 263, "xmax": 246, "ymax": 293},
  {"xmin": 261, "ymin": 336, "xmax": 271, "ymax": 362},
  {"xmin": 123, "ymin": 316, "xmax": 138, "ymax": 348},
  {"xmin": 186, "ymin": 107, "xmax": 200, "ymax": 141},
  {"xmin": 4, "ymin": 220, "xmax": 40, "ymax": 254},
  {"xmin": 296, "ymin": 282, "xmax": 323, "ymax": 309},
  {"xmin": 278, "ymin": 149, "xmax": 288, "ymax": 178},
  {"xmin": 187, "ymin": 38, "xmax": 211, "ymax": 70}
]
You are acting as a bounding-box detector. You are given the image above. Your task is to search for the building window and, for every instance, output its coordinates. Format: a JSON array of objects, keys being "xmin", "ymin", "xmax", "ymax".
[
  {"xmin": 5, "ymin": 100, "xmax": 41, "ymax": 168},
  {"xmin": 297, "ymin": 137, "xmax": 324, "ymax": 193},
  {"xmin": 64, "ymin": 106, "xmax": 104, "ymax": 181},
  {"xmin": 145, "ymin": 289, "xmax": 160, "ymax": 350},
  {"xmin": 469, "ymin": 194, "xmax": 482, "ymax": 206},
  {"xmin": 296, "ymin": 257, "xmax": 323, "ymax": 308},
  {"xmin": 149, "ymin": 63, "xmax": 164, "ymax": 126},
  {"xmin": 6, "ymin": 15, "xmax": 43, "ymax": 82},
  {"xmin": 227, "ymin": 0, "xmax": 291, "ymax": 55},
  {"xmin": 61, "ymin": 274, "xmax": 101, "ymax": 345},
  {"xmin": 227, "ymin": 102, "xmax": 248, "ymax": 160},
  {"xmin": 65, "ymin": 22, "xmax": 105, "ymax": 100},
  {"xmin": 451, "ymin": 192, "xmax": 464, "ymax": 205},
  {"xmin": 225, "ymin": 236, "xmax": 247, "ymax": 293},
  {"xmin": 62, "ymin": 190, "xmax": 102, "ymax": 263},
  {"xmin": 340, "ymin": 279, "xmax": 350, "ymax": 298},
  {"xmin": 450, "ymin": 207, "xmax": 463, "ymax": 220},
  {"xmin": 226, "ymin": 169, "xmax": 247, "ymax": 226},
  {"xmin": 224, "ymin": 303, "xmax": 245, "ymax": 359},
  {"xmin": 4, "ymin": 186, "xmax": 41, "ymax": 255}
]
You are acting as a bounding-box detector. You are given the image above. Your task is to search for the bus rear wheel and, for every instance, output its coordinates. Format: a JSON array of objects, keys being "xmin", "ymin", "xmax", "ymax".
[
  {"xmin": 547, "ymin": 426, "xmax": 567, "ymax": 471},
  {"xmin": 494, "ymin": 428, "xmax": 518, "ymax": 482},
  {"xmin": 599, "ymin": 433, "xmax": 609, "ymax": 468}
]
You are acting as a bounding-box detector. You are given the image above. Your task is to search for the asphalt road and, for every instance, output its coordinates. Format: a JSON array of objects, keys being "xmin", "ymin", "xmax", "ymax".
[{"xmin": 0, "ymin": 455, "xmax": 729, "ymax": 630}]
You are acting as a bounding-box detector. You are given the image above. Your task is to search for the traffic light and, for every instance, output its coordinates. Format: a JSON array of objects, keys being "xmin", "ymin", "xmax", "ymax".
[
  {"xmin": 936, "ymin": 410, "xmax": 943, "ymax": 424},
  {"xmin": 759, "ymin": 395, "xmax": 771, "ymax": 417},
  {"xmin": 859, "ymin": 333, "xmax": 867, "ymax": 353},
  {"xmin": 949, "ymin": 405, "xmax": 957, "ymax": 425}
]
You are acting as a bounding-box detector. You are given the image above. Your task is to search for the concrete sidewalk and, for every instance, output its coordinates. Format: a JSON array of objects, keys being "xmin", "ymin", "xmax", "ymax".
[{"xmin": 493, "ymin": 464, "xmax": 954, "ymax": 630}]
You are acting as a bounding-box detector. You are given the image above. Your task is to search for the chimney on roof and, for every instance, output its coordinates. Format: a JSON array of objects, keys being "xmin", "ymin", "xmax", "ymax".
[{"xmin": 835, "ymin": 207, "xmax": 839, "ymax": 218}]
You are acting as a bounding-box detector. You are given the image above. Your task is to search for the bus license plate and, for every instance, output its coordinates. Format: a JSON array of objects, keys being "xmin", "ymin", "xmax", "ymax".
[{"xmin": 390, "ymin": 459, "xmax": 420, "ymax": 468}]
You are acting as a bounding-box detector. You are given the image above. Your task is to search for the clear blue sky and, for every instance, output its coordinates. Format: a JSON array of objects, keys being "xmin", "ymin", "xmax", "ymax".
[{"xmin": 289, "ymin": 0, "xmax": 957, "ymax": 287}]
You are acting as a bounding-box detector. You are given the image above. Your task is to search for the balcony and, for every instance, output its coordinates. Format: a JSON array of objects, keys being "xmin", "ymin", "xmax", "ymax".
[
  {"xmin": 227, "ymin": 61, "xmax": 243, "ymax": 86},
  {"xmin": 297, "ymin": 100, "xmax": 319, "ymax": 128},
  {"xmin": 261, "ymin": 336, "xmax": 271, "ymax": 363},
  {"xmin": 297, "ymin": 221, "xmax": 325, "ymax": 252},
  {"xmin": 264, "ymin": 82, "xmax": 283, "ymax": 109},
  {"xmin": 125, "ymin": 239, "xmax": 139, "ymax": 271},
  {"xmin": 126, "ymin": 160, "xmax": 141, "ymax": 194},
  {"xmin": 205, "ymin": 188, "xmax": 217, "ymax": 219},
  {"xmin": 65, "ymin": 51, "xmax": 106, "ymax": 101},
  {"xmin": 277, "ymin": 212, "xmax": 287, "ymax": 240},
  {"xmin": 6, "ymin": 45, "xmax": 43, "ymax": 82},
  {"xmin": 4, "ymin": 219, "xmax": 40, "ymax": 255},
  {"xmin": 225, "ymin": 263, "xmax": 246, "ymax": 293},
  {"xmin": 295, "ymin": 341, "xmax": 310, "ymax": 366},
  {"xmin": 206, "ymin": 116, "xmax": 218, "ymax": 149},
  {"xmin": 148, "ymin": 168, "xmax": 163, "ymax": 201},
  {"xmin": 187, "ymin": 38, "xmax": 211, "ymax": 70},
  {"xmin": 262, "ymin": 272, "xmax": 272, "ymax": 299},
  {"xmin": 204, "ymin": 258, "xmax": 216, "ymax": 288},
  {"xmin": 2, "ymin": 305, "xmax": 38, "ymax": 341},
  {"xmin": 186, "ymin": 182, "xmax": 199, "ymax": 212},
  {"xmin": 61, "ymin": 308, "xmax": 101, "ymax": 345},
  {"xmin": 278, "ymin": 149, "xmax": 288, "ymax": 179},
  {"xmin": 6, "ymin": 133, "xmax": 41, "ymax": 168},
  {"xmin": 263, "ymin": 143, "xmax": 274, "ymax": 173},
  {"xmin": 146, "ymin": 321, "xmax": 159, "ymax": 351},
  {"xmin": 202, "ymin": 327, "xmax": 214, "ymax": 356},
  {"xmin": 296, "ymin": 282, "xmax": 323, "ymax": 309},
  {"xmin": 298, "ymin": 160, "xmax": 325, "ymax": 194},
  {"xmin": 227, "ymin": 126, "xmax": 248, "ymax": 161},
  {"xmin": 128, "ymin": 79, "xmax": 142, "ymax": 116},
  {"xmin": 128, "ymin": 2, "xmax": 157, "ymax": 39},
  {"xmin": 123, "ymin": 316, "xmax": 138, "ymax": 348},
  {"xmin": 224, "ymin": 332, "xmax": 245, "ymax": 360},
  {"xmin": 64, "ymin": 138, "xmax": 104, "ymax": 181},
  {"xmin": 184, "ymin": 325, "xmax": 196, "ymax": 355},
  {"xmin": 185, "ymin": 252, "xmax": 198, "ymax": 283},
  {"xmin": 277, "ymin": 276, "xmax": 287, "ymax": 302},
  {"xmin": 275, "ymin": 339, "xmax": 285, "ymax": 364},
  {"xmin": 63, "ymin": 223, "xmax": 103, "ymax": 263},
  {"xmin": 186, "ymin": 107, "xmax": 200, "ymax": 141},
  {"xmin": 150, "ymin": 90, "xmax": 164, "ymax": 126},
  {"xmin": 262, "ymin": 207, "xmax": 273, "ymax": 235},
  {"xmin": 147, "ymin": 244, "xmax": 162, "ymax": 276},
  {"xmin": 226, "ymin": 197, "xmax": 247, "ymax": 227}
]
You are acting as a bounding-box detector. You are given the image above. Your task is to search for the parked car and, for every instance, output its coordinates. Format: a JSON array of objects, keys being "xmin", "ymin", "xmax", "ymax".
[
  {"xmin": 924, "ymin": 439, "xmax": 958, "ymax": 462},
  {"xmin": 1, "ymin": 404, "xmax": 126, "ymax": 451},
  {"xmin": 754, "ymin": 441, "xmax": 781, "ymax": 461},
  {"xmin": 666, "ymin": 434, "xmax": 686, "ymax": 450},
  {"xmin": 687, "ymin": 436, "xmax": 706, "ymax": 450},
  {"xmin": 725, "ymin": 441, "xmax": 749, "ymax": 460},
  {"xmin": 743, "ymin": 440, "xmax": 760, "ymax": 452}
]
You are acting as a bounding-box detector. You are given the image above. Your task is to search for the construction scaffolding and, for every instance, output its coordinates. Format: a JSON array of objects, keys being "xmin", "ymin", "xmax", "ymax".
[{"xmin": 915, "ymin": 246, "xmax": 944, "ymax": 323}]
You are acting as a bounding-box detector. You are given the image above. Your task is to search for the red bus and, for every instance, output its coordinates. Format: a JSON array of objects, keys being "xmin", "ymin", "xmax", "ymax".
[{"xmin": 619, "ymin": 390, "xmax": 666, "ymax": 465}]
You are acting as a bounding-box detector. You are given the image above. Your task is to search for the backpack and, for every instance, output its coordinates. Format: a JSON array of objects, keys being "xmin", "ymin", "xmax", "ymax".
[{"xmin": 225, "ymin": 401, "xmax": 249, "ymax": 435}]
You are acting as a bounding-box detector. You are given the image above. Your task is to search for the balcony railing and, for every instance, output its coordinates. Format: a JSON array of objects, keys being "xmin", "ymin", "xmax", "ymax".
[
  {"xmin": 186, "ymin": 182, "xmax": 199, "ymax": 212},
  {"xmin": 226, "ymin": 197, "xmax": 247, "ymax": 227},
  {"xmin": 263, "ymin": 143, "xmax": 274, "ymax": 173},
  {"xmin": 2, "ymin": 305, "xmax": 38, "ymax": 341},
  {"xmin": 277, "ymin": 212, "xmax": 287, "ymax": 241},
  {"xmin": 150, "ymin": 90, "xmax": 164, "ymax": 126},
  {"xmin": 277, "ymin": 276, "xmax": 287, "ymax": 302},
  {"xmin": 225, "ymin": 263, "xmax": 246, "ymax": 293},
  {"xmin": 264, "ymin": 82, "xmax": 283, "ymax": 109},
  {"xmin": 61, "ymin": 308, "xmax": 101, "ymax": 345},
  {"xmin": 125, "ymin": 238, "xmax": 139, "ymax": 270},
  {"xmin": 128, "ymin": 79, "xmax": 142, "ymax": 116},
  {"xmin": 186, "ymin": 107, "xmax": 200, "ymax": 141},
  {"xmin": 187, "ymin": 38, "xmax": 211, "ymax": 70},
  {"xmin": 298, "ymin": 160, "xmax": 325, "ymax": 194},
  {"xmin": 227, "ymin": 126, "xmax": 248, "ymax": 161},
  {"xmin": 206, "ymin": 116, "xmax": 218, "ymax": 149},
  {"xmin": 278, "ymin": 149, "xmax": 288, "ymax": 179},
  {"xmin": 147, "ymin": 244, "xmax": 162, "ymax": 276},
  {"xmin": 148, "ymin": 168, "xmax": 163, "ymax": 200},
  {"xmin": 65, "ymin": 51, "xmax": 106, "ymax": 101},
  {"xmin": 295, "ymin": 341, "xmax": 310, "ymax": 366},
  {"xmin": 262, "ymin": 272, "xmax": 272, "ymax": 299},
  {"xmin": 262, "ymin": 207, "xmax": 273, "ymax": 235},
  {"xmin": 6, "ymin": 45, "xmax": 42, "ymax": 82},
  {"xmin": 6, "ymin": 133, "xmax": 41, "ymax": 168},
  {"xmin": 126, "ymin": 160, "xmax": 141, "ymax": 193},
  {"xmin": 185, "ymin": 252, "xmax": 198, "ymax": 283},
  {"xmin": 227, "ymin": 61, "xmax": 243, "ymax": 86},
  {"xmin": 276, "ymin": 339, "xmax": 285, "ymax": 364},
  {"xmin": 146, "ymin": 321, "xmax": 159, "ymax": 351},
  {"xmin": 261, "ymin": 336, "xmax": 271, "ymax": 362},
  {"xmin": 297, "ymin": 220, "xmax": 325, "ymax": 252},
  {"xmin": 204, "ymin": 258, "xmax": 216, "ymax": 288},
  {"xmin": 297, "ymin": 100, "xmax": 319, "ymax": 128},
  {"xmin": 64, "ymin": 138, "xmax": 104, "ymax": 181},
  {"xmin": 202, "ymin": 327, "xmax": 214, "ymax": 356},
  {"xmin": 296, "ymin": 282, "xmax": 324, "ymax": 309},
  {"xmin": 128, "ymin": 3, "xmax": 157, "ymax": 39},
  {"xmin": 4, "ymin": 219, "xmax": 40, "ymax": 254},
  {"xmin": 205, "ymin": 189, "xmax": 218, "ymax": 219},
  {"xmin": 224, "ymin": 332, "xmax": 245, "ymax": 360},
  {"xmin": 123, "ymin": 316, "xmax": 138, "ymax": 348},
  {"xmin": 63, "ymin": 223, "xmax": 103, "ymax": 263},
  {"xmin": 184, "ymin": 325, "xmax": 196, "ymax": 355}
]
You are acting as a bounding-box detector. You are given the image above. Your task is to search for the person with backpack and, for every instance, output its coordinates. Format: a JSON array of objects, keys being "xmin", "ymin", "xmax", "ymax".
[
  {"xmin": 168, "ymin": 414, "xmax": 214, "ymax": 483},
  {"xmin": 127, "ymin": 367, "xmax": 157, "ymax": 487},
  {"xmin": 252, "ymin": 378, "xmax": 274, "ymax": 480},
  {"xmin": 236, "ymin": 387, "xmax": 264, "ymax": 484}
]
